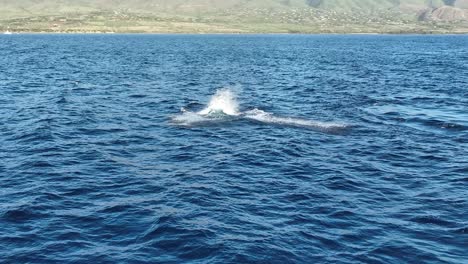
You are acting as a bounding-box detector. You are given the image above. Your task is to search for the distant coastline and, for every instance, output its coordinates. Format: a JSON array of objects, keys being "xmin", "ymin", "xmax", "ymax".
[
  {"xmin": 3, "ymin": 23, "xmax": 468, "ymax": 35},
  {"xmin": 2, "ymin": 1, "xmax": 468, "ymax": 36},
  {"xmin": 4, "ymin": 30, "xmax": 468, "ymax": 34}
]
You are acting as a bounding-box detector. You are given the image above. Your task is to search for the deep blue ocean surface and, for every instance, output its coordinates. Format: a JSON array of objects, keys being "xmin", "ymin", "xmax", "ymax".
[{"xmin": 0, "ymin": 34, "xmax": 467, "ymax": 263}]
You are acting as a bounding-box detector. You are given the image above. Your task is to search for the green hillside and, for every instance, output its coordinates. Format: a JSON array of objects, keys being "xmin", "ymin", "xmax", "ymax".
[{"xmin": 1, "ymin": 0, "xmax": 467, "ymax": 33}]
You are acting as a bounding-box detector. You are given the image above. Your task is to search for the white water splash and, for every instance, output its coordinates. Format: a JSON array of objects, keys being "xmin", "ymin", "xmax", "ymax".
[
  {"xmin": 198, "ymin": 88, "xmax": 239, "ymax": 116},
  {"xmin": 171, "ymin": 88, "xmax": 349, "ymax": 133}
]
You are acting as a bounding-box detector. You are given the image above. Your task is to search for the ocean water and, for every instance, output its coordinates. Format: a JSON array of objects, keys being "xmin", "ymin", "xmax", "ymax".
[{"xmin": 0, "ymin": 34, "xmax": 467, "ymax": 263}]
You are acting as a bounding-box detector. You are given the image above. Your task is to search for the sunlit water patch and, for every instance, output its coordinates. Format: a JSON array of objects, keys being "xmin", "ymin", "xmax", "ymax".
[{"xmin": 365, "ymin": 104, "xmax": 468, "ymax": 133}]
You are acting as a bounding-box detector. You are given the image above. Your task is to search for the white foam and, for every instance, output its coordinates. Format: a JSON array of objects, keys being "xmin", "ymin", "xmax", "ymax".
[
  {"xmin": 198, "ymin": 88, "xmax": 239, "ymax": 116},
  {"xmin": 244, "ymin": 108, "xmax": 348, "ymax": 131},
  {"xmin": 171, "ymin": 111, "xmax": 208, "ymax": 126}
]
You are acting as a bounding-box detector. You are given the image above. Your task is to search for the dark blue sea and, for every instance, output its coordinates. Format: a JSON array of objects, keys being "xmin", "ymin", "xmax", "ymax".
[{"xmin": 0, "ymin": 34, "xmax": 467, "ymax": 263}]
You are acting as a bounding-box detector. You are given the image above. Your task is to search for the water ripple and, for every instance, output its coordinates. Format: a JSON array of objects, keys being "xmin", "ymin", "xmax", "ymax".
[{"xmin": 0, "ymin": 34, "xmax": 467, "ymax": 263}]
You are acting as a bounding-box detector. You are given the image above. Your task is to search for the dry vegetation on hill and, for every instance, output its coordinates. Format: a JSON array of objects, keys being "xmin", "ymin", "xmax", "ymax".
[{"xmin": 1, "ymin": 0, "xmax": 467, "ymax": 33}]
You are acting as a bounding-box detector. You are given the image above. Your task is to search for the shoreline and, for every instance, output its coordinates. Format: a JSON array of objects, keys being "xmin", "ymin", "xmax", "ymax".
[{"xmin": 3, "ymin": 31, "xmax": 468, "ymax": 35}]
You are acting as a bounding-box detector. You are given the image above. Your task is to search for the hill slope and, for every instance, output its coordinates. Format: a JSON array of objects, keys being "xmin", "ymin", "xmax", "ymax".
[{"xmin": 1, "ymin": 0, "xmax": 467, "ymax": 33}]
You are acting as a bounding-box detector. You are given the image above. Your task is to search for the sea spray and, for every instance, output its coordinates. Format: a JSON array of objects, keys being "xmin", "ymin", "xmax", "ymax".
[{"xmin": 198, "ymin": 88, "xmax": 240, "ymax": 116}]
